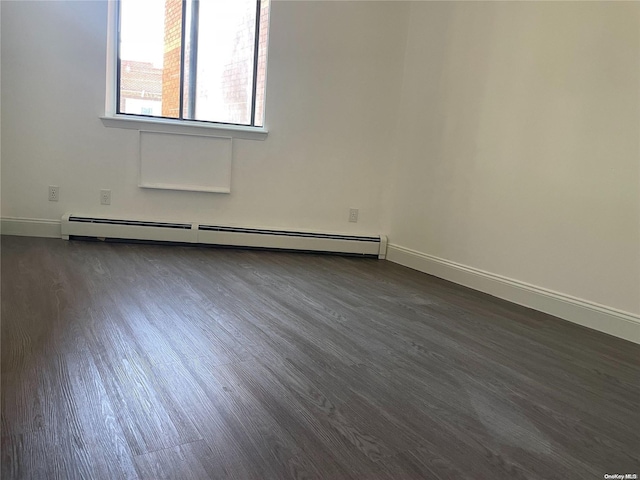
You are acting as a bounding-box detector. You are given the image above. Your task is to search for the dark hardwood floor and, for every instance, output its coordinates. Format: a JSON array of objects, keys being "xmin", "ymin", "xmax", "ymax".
[{"xmin": 1, "ymin": 235, "xmax": 638, "ymax": 479}]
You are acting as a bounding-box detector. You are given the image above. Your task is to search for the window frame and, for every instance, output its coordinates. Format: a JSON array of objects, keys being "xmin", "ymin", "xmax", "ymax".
[{"xmin": 102, "ymin": 0, "xmax": 269, "ymax": 140}]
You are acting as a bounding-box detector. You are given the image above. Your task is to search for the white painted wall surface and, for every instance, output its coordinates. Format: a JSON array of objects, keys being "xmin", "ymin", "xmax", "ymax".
[
  {"xmin": 0, "ymin": 0, "xmax": 408, "ymax": 233},
  {"xmin": 388, "ymin": 2, "xmax": 640, "ymax": 315}
]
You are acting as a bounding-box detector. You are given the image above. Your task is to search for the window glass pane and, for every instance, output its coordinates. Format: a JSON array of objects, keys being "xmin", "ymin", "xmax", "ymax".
[
  {"xmin": 118, "ymin": 0, "xmax": 182, "ymax": 118},
  {"xmin": 192, "ymin": 0, "xmax": 257, "ymax": 125}
]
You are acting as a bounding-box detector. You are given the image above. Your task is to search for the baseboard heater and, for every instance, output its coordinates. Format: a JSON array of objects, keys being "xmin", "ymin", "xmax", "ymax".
[{"xmin": 61, "ymin": 214, "xmax": 387, "ymax": 258}]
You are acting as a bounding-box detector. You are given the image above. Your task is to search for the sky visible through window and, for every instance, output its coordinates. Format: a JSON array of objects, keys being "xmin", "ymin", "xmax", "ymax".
[{"xmin": 120, "ymin": 0, "xmax": 165, "ymax": 67}]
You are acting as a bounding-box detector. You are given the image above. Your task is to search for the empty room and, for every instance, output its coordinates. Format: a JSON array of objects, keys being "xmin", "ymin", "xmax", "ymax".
[{"xmin": 1, "ymin": 0, "xmax": 639, "ymax": 479}]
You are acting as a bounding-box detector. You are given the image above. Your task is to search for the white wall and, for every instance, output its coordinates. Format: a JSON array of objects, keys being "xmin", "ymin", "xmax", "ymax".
[
  {"xmin": 388, "ymin": 2, "xmax": 640, "ymax": 316},
  {"xmin": 0, "ymin": 0, "xmax": 408, "ymax": 234}
]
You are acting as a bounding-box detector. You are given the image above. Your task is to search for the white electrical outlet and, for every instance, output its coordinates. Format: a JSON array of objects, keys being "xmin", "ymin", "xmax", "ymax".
[
  {"xmin": 349, "ymin": 208, "xmax": 359, "ymax": 223},
  {"xmin": 48, "ymin": 185, "xmax": 59, "ymax": 202},
  {"xmin": 100, "ymin": 189, "xmax": 111, "ymax": 205}
]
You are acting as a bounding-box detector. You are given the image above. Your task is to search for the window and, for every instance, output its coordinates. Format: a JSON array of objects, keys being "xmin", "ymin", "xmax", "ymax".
[{"xmin": 116, "ymin": 0, "xmax": 269, "ymax": 128}]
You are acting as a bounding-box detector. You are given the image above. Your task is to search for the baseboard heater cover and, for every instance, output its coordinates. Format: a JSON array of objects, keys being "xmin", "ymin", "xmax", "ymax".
[{"xmin": 61, "ymin": 214, "xmax": 387, "ymax": 258}]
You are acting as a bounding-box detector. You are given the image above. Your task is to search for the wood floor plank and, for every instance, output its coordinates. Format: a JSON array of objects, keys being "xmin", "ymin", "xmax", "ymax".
[
  {"xmin": 188, "ymin": 358, "xmax": 326, "ymax": 480},
  {"xmin": 235, "ymin": 356, "xmax": 410, "ymax": 476},
  {"xmin": 82, "ymin": 304, "xmax": 202, "ymax": 455},
  {"xmin": 378, "ymin": 447, "xmax": 473, "ymax": 480},
  {"xmin": 2, "ymin": 236, "xmax": 639, "ymax": 480},
  {"xmin": 2, "ymin": 351, "xmax": 139, "ymax": 479},
  {"xmin": 63, "ymin": 349, "xmax": 139, "ymax": 479},
  {"xmin": 2, "ymin": 432, "xmax": 57, "ymax": 480},
  {"xmin": 148, "ymin": 360, "xmax": 279, "ymax": 479},
  {"xmin": 133, "ymin": 441, "xmax": 213, "ymax": 480}
]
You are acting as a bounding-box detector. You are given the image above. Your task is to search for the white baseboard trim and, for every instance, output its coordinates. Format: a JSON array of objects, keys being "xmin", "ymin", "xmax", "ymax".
[
  {"xmin": 1, "ymin": 217, "xmax": 62, "ymax": 238},
  {"xmin": 386, "ymin": 244, "xmax": 640, "ymax": 344}
]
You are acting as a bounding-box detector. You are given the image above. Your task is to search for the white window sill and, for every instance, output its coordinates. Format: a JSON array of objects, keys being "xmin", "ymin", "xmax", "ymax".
[{"xmin": 100, "ymin": 115, "xmax": 268, "ymax": 140}]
